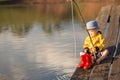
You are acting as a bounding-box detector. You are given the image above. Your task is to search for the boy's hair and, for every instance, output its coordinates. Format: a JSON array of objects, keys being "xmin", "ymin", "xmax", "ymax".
[{"xmin": 98, "ymin": 31, "xmax": 102, "ymax": 34}]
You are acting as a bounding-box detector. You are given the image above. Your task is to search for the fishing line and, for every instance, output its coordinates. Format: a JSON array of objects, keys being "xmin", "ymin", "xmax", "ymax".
[{"xmin": 71, "ymin": 0, "xmax": 77, "ymax": 65}]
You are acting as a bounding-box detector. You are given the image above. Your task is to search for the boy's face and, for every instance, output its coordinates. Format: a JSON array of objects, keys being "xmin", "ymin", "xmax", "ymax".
[{"xmin": 88, "ymin": 28, "xmax": 98, "ymax": 37}]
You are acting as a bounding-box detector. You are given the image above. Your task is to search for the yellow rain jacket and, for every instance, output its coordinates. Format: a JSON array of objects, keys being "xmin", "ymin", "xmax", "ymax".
[{"xmin": 83, "ymin": 32, "xmax": 105, "ymax": 53}]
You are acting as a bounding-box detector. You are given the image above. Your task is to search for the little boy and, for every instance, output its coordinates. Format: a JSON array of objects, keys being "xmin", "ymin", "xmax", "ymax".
[{"xmin": 79, "ymin": 20, "xmax": 109, "ymax": 67}]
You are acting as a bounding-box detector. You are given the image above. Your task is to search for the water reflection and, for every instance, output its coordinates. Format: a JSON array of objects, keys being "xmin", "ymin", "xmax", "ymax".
[
  {"xmin": 0, "ymin": 4, "xmax": 80, "ymax": 80},
  {"xmin": 0, "ymin": 21, "xmax": 85, "ymax": 80},
  {"xmin": 0, "ymin": 4, "xmax": 71, "ymax": 36}
]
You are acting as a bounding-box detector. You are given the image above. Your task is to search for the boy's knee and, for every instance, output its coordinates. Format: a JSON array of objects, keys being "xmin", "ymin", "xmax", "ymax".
[
  {"xmin": 102, "ymin": 49, "xmax": 109, "ymax": 56},
  {"xmin": 105, "ymin": 49, "xmax": 109, "ymax": 52},
  {"xmin": 104, "ymin": 49, "xmax": 109, "ymax": 55}
]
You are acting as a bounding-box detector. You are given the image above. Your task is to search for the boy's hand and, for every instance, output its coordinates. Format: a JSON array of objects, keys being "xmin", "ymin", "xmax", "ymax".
[
  {"xmin": 92, "ymin": 46, "xmax": 99, "ymax": 53},
  {"xmin": 92, "ymin": 47, "xmax": 97, "ymax": 53}
]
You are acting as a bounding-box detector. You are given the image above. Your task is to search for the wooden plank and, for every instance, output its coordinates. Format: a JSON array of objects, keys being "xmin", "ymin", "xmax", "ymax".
[
  {"xmin": 70, "ymin": 67, "xmax": 91, "ymax": 80},
  {"xmin": 108, "ymin": 6, "xmax": 120, "ymax": 80},
  {"xmin": 109, "ymin": 43, "xmax": 120, "ymax": 80},
  {"xmin": 117, "ymin": 5, "xmax": 120, "ymax": 16},
  {"xmin": 104, "ymin": 6, "xmax": 119, "ymax": 49},
  {"xmin": 70, "ymin": 6, "xmax": 113, "ymax": 80},
  {"xmin": 89, "ymin": 6, "xmax": 119, "ymax": 80},
  {"xmin": 96, "ymin": 6, "xmax": 112, "ymax": 33}
]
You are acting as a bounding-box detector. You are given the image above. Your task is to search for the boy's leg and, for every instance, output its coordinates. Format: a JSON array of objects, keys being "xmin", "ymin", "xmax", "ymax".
[
  {"xmin": 78, "ymin": 52, "xmax": 86, "ymax": 68},
  {"xmin": 96, "ymin": 49, "xmax": 109, "ymax": 64},
  {"xmin": 91, "ymin": 56, "xmax": 96, "ymax": 64}
]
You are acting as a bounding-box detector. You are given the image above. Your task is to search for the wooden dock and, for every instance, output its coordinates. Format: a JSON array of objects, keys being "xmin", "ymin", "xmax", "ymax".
[{"xmin": 70, "ymin": 5, "xmax": 120, "ymax": 80}]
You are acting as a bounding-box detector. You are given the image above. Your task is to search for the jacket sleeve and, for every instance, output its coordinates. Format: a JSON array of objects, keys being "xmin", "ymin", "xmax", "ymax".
[
  {"xmin": 98, "ymin": 34, "xmax": 105, "ymax": 51},
  {"xmin": 83, "ymin": 36, "xmax": 92, "ymax": 49}
]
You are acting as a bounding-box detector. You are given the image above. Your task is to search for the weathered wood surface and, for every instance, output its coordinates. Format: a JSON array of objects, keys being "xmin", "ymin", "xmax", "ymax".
[
  {"xmin": 89, "ymin": 6, "xmax": 120, "ymax": 80},
  {"xmin": 71, "ymin": 5, "xmax": 120, "ymax": 80},
  {"xmin": 108, "ymin": 6, "xmax": 120, "ymax": 80},
  {"xmin": 70, "ymin": 67, "xmax": 91, "ymax": 80},
  {"xmin": 96, "ymin": 5, "xmax": 112, "ymax": 33},
  {"xmin": 109, "ymin": 44, "xmax": 120, "ymax": 80}
]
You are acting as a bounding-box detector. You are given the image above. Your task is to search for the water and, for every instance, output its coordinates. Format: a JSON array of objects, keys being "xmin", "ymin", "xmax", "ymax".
[
  {"xmin": 0, "ymin": 20, "xmax": 87, "ymax": 80},
  {"xmin": 0, "ymin": 2, "xmax": 117, "ymax": 80}
]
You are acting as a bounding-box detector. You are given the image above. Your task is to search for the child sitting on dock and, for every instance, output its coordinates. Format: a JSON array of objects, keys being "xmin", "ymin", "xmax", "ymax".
[{"xmin": 78, "ymin": 20, "xmax": 109, "ymax": 69}]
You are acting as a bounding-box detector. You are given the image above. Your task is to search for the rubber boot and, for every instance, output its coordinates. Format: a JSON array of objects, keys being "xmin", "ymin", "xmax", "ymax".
[
  {"xmin": 78, "ymin": 54, "xmax": 86, "ymax": 68},
  {"xmin": 84, "ymin": 54, "xmax": 92, "ymax": 69}
]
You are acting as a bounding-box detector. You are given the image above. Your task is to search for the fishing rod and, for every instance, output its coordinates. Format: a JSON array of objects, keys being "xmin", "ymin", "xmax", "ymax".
[
  {"xmin": 72, "ymin": 0, "xmax": 94, "ymax": 47},
  {"xmin": 72, "ymin": 0, "xmax": 96, "ymax": 57}
]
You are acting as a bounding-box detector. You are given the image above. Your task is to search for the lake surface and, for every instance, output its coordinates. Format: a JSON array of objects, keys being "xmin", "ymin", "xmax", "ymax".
[{"xmin": 0, "ymin": 2, "xmax": 117, "ymax": 80}]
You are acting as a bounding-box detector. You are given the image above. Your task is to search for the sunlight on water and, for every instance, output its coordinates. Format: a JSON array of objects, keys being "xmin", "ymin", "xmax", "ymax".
[{"xmin": 0, "ymin": 20, "xmax": 86, "ymax": 80}]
